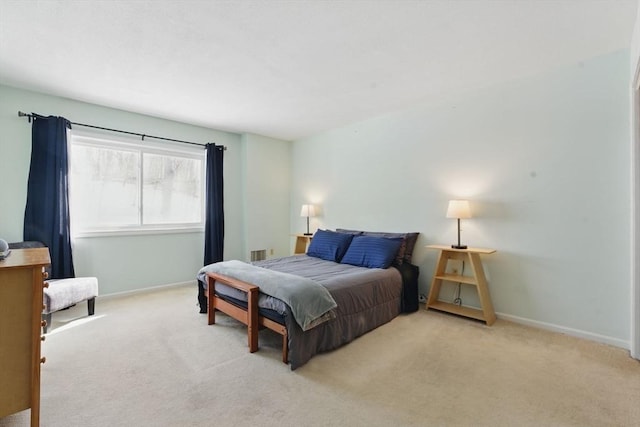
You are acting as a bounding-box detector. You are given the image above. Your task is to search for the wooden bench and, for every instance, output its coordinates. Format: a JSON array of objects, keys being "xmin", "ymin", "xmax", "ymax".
[{"xmin": 206, "ymin": 272, "xmax": 288, "ymax": 363}]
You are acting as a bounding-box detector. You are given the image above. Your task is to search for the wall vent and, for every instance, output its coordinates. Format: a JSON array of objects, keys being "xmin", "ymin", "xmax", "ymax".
[{"xmin": 250, "ymin": 249, "xmax": 267, "ymax": 262}]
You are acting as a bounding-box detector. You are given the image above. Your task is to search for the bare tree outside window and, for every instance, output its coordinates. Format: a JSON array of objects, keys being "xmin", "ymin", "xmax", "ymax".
[
  {"xmin": 143, "ymin": 153, "xmax": 202, "ymax": 224},
  {"xmin": 69, "ymin": 135, "xmax": 204, "ymax": 234}
]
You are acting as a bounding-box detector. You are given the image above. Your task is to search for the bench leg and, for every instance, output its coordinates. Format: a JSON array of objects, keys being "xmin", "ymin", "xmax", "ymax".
[
  {"xmin": 282, "ymin": 333, "xmax": 288, "ymax": 364},
  {"xmin": 42, "ymin": 312, "xmax": 52, "ymax": 334},
  {"xmin": 247, "ymin": 288, "xmax": 259, "ymax": 353},
  {"xmin": 87, "ymin": 297, "xmax": 95, "ymax": 316}
]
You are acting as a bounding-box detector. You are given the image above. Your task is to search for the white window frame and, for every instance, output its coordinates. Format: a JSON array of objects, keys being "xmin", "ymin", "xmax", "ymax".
[{"xmin": 69, "ymin": 130, "xmax": 206, "ymax": 238}]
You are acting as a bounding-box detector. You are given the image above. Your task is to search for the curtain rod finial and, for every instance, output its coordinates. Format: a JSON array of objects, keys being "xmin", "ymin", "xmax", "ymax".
[{"xmin": 18, "ymin": 111, "xmax": 32, "ymax": 123}]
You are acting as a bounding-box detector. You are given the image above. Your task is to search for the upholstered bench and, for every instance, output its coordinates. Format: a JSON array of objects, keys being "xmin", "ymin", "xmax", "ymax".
[
  {"xmin": 43, "ymin": 277, "xmax": 99, "ymax": 333},
  {"xmin": 8, "ymin": 241, "xmax": 100, "ymax": 333}
]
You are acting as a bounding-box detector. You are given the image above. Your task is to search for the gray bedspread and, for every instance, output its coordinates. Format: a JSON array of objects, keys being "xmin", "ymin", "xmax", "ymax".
[
  {"xmin": 197, "ymin": 260, "xmax": 336, "ymax": 331},
  {"xmin": 199, "ymin": 255, "xmax": 403, "ymax": 369}
]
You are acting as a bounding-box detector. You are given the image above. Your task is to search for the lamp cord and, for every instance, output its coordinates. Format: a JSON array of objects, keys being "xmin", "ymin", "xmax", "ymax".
[{"xmin": 453, "ymin": 261, "xmax": 465, "ymax": 306}]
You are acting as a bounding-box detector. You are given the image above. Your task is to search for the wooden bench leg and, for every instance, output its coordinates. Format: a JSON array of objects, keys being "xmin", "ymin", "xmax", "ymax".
[
  {"xmin": 207, "ymin": 277, "xmax": 217, "ymax": 326},
  {"xmin": 247, "ymin": 287, "xmax": 259, "ymax": 353},
  {"xmin": 204, "ymin": 272, "xmax": 265, "ymax": 357},
  {"xmin": 87, "ymin": 297, "xmax": 95, "ymax": 316},
  {"xmin": 282, "ymin": 332, "xmax": 288, "ymax": 364}
]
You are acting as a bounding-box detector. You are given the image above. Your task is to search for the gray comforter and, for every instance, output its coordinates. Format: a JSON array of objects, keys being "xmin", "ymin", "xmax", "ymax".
[
  {"xmin": 201, "ymin": 255, "xmax": 403, "ymax": 369},
  {"xmin": 197, "ymin": 260, "xmax": 337, "ymax": 331}
]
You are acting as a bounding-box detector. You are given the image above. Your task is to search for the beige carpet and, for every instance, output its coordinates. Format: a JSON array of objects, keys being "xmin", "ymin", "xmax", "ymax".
[{"xmin": 1, "ymin": 283, "xmax": 639, "ymax": 427}]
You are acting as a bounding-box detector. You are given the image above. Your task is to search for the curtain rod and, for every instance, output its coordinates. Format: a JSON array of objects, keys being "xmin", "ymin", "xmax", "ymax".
[{"xmin": 17, "ymin": 111, "xmax": 226, "ymax": 150}]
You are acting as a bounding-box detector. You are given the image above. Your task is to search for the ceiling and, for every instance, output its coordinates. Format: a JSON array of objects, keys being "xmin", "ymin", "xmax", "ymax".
[{"xmin": 0, "ymin": 0, "xmax": 637, "ymax": 141}]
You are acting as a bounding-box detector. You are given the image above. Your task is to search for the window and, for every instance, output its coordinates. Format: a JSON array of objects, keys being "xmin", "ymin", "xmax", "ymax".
[{"xmin": 69, "ymin": 132, "xmax": 205, "ymax": 235}]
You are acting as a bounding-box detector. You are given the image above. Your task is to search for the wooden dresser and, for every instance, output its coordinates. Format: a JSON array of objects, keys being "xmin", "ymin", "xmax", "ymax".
[{"xmin": 0, "ymin": 247, "xmax": 50, "ymax": 426}]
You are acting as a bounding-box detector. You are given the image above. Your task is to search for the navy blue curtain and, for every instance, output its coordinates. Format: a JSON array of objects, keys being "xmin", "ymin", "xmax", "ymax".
[
  {"xmin": 198, "ymin": 143, "xmax": 224, "ymax": 313},
  {"xmin": 24, "ymin": 115, "xmax": 75, "ymax": 279},
  {"xmin": 203, "ymin": 143, "xmax": 224, "ymax": 265}
]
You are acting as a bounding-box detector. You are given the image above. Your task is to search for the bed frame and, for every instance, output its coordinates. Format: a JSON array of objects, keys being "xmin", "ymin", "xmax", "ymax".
[
  {"xmin": 203, "ymin": 261, "xmax": 419, "ymax": 367},
  {"xmin": 206, "ymin": 272, "xmax": 288, "ymax": 363}
]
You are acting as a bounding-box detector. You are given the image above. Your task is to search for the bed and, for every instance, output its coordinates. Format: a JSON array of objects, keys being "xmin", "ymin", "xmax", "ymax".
[{"xmin": 196, "ymin": 229, "xmax": 419, "ymax": 370}]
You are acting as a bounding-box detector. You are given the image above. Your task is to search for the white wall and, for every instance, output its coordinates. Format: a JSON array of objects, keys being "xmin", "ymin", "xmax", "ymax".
[
  {"xmin": 632, "ymin": 2, "xmax": 640, "ymax": 81},
  {"xmin": 291, "ymin": 50, "xmax": 631, "ymax": 347},
  {"xmin": 241, "ymin": 133, "xmax": 292, "ymax": 259},
  {"xmin": 0, "ymin": 84, "xmax": 289, "ymax": 295}
]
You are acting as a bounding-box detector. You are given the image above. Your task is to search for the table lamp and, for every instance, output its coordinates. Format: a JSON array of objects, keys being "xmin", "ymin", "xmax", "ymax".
[
  {"xmin": 446, "ymin": 200, "xmax": 471, "ymax": 249},
  {"xmin": 300, "ymin": 204, "xmax": 316, "ymax": 236}
]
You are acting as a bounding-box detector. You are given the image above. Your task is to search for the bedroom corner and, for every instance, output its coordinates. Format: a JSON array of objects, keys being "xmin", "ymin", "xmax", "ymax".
[{"xmin": 630, "ymin": 0, "xmax": 640, "ymax": 361}]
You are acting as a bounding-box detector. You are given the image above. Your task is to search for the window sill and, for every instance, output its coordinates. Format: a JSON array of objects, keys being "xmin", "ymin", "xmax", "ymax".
[{"xmin": 72, "ymin": 226, "xmax": 204, "ymax": 239}]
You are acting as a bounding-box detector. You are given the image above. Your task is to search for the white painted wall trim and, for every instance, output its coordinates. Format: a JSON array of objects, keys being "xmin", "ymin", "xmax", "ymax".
[
  {"xmin": 631, "ymin": 1, "xmax": 640, "ymax": 360},
  {"xmin": 629, "ymin": 0, "xmax": 640, "ymax": 359},
  {"xmin": 497, "ymin": 312, "xmax": 630, "ymax": 350},
  {"xmin": 97, "ymin": 280, "xmax": 195, "ymax": 300},
  {"xmin": 632, "ymin": 83, "xmax": 640, "ymax": 360}
]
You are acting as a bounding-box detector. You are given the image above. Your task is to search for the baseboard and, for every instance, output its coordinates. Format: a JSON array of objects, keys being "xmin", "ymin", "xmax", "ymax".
[
  {"xmin": 97, "ymin": 280, "xmax": 195, "ymax": 301},
  {"xmin": 99, "ymin": 284, "xmax": 632, "ymax": 352},
  {"xmin": 497, "ymin": 311, "xmax": 631, "ymax": 350}
]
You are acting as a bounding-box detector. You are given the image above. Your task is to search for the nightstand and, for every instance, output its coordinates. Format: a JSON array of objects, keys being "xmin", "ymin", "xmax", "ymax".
[
  {"xmin": 293, "ymin": 234, "xmax": 313, "ymax": 254},
  {"xmin": 426, "ymin": 244, "xmax": 497, "ymax": 325}
]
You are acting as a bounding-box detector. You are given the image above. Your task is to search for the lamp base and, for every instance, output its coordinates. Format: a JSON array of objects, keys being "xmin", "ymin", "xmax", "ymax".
[
  {"xmin": 303, "ymin": 233, "xmax": 313, "ymax": 236},
  {"xmin": 451, "ymin": 244, "xmax": 467, "ymax": 249}
]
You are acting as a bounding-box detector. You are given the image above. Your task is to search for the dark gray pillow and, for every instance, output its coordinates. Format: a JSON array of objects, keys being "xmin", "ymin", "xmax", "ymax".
[
  {"xmin": 335, "ymin": 228, "xmax": 363, "ymax": 236},
  {"xmin": 336, "ymin": 229, "xmax": 419, "ymax": 265}
]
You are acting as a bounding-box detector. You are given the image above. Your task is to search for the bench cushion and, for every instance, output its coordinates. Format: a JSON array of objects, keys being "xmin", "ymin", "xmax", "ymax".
[{"xmin": 44, "ymin": 277, "xmax": 99, "ymax": 314}]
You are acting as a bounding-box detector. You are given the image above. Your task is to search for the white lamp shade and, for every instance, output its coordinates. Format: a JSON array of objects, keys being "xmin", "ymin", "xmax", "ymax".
[
  {"xmin": 446, "ymin": 200, "xmax": 471, "ymax": 219},
  {"xmin": 300, "ymin": 204, "xmax": 316, "ymax": 217}
]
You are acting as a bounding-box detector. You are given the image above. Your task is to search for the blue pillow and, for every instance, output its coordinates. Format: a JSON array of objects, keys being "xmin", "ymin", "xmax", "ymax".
[
  {"xmin": 306, "ymin": 229, "xmax": 354, "ymax": 262},
  {"xmin": 340, "ymin": 235, "xmax": 403, "ymax": 269}
]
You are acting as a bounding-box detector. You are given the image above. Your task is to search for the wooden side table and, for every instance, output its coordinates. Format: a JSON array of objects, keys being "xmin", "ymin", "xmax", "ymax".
[
  {"xmin": 426, "ymin": 244, "xmax": 497, "ymax": 325},
  {"xmin": 293, "ymin": 234, "xmax": 313, "ymax": 254}
]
